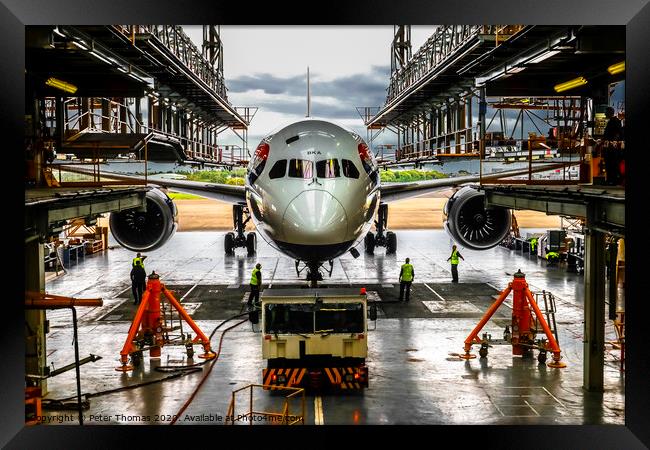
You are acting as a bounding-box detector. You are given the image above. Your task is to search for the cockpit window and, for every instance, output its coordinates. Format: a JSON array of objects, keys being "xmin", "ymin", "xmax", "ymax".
[
  {"xmin": 269, "ymin": 159, "xmax": 287, "ymax": 179},
  {"xmin": 342, "ymin": 159, "xmax": 360, "ymax": 179},
  {"xmin": 316, "ymin": 159, "xmax": 340, "ymax": 178},
  {"xmin": 288, "ymin": 159, "xmax": 313, "ymax": 179}
]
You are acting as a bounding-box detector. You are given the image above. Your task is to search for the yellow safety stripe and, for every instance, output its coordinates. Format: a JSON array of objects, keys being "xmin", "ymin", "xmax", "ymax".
[
  {"xmin": 263, "ymin": 368, "xmax": 273, "ymax": 385},
  {"xmin": 324, "ymin": 368, "xmax": 335, "ymax": 384}
]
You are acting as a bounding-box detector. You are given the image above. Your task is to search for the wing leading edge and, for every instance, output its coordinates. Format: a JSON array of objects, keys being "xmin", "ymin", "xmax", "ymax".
[{"xmin": 379, "ymin": 163, "xmax": 573, "ymax": 203}]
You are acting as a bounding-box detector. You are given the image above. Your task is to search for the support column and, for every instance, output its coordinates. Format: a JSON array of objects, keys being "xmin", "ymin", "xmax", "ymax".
[
  {"xmin": 25, "ymin": 237, "xmax": 47, "ymax": 394},
  {"xmin": 608, "ymin": 239, "xmax": 619, "ymax": 321},
  {"xmin": 583, "ymin": 224, "xmax": 606, "ymax": 391},
  {"xmin": 479, "ymin": 86, "xmax": 486, "ymax": 159}
]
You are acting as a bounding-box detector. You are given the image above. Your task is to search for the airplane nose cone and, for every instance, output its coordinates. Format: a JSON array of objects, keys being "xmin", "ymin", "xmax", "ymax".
[{"xmin": 282, "ymin": 190, "xmax": 348, "ymax": 244}]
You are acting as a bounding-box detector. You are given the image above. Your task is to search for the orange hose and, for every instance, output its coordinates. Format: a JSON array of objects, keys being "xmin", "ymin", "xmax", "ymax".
[{"xmin": 170, "ymin": 318, "xmax": 247, "ymax": 425}]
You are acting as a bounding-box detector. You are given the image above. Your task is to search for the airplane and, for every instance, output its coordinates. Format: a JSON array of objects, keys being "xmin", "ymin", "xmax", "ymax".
[
  {"xmin": 100, "ymin": 116, "xmax": 562, "ymax": 286},
  {"xmin": 93, "ymin": 70, "xmax": 569, "ymax": 286}
]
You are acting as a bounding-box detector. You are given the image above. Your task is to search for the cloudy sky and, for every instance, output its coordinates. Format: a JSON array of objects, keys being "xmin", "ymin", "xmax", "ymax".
[{"xmin": 183, "ymin": 26, "xmax": 437, "ymax": 147}]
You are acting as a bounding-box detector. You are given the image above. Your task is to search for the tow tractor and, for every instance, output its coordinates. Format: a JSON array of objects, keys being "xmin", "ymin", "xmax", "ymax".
[{"xmin": 256, "ymin": 288, "xmax": 377, "ymax": 391}]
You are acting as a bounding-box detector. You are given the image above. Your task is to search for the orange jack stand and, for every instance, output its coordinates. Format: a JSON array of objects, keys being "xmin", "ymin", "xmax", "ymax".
[
  {"xmin": 459, "ymin": 270, "xmax": 566, "ymax": 368},
  {"xmin": 116, "ymin": 272, "xmax": 215, "ymax": 372}
]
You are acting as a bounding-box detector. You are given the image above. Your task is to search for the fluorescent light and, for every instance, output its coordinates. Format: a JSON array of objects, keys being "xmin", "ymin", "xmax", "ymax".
[
  {"xmin": 45, "ymin": 77, "xmax": 78, "ymax": 94},
  {"xmin": 117, "ymin": 67, "xmax": 128, "ymax": 73},
  {"xmin": 607, "ymin": 61, "xmax": 625, "ymax": 75},
  {"xmin": 89, "ymin": 51, "xmax": 112, "ymax": 65},
  {"xmin": 72, "ymin": 40, "xmax": 88, "ymax": 51},
  {"xmin": 507, "ymin": 66, "xmax": 525, "ymax": 74},
  {"xmin": 528, "ymin": 50, "xmax": 560, "ymax": 64},
  {"xmin": 554, "ymin": 76, "xmax": 588, "ymax": 93},
  {"xmin": 53, "ymin": 27, "xmax": 65, "ymax": 38}
]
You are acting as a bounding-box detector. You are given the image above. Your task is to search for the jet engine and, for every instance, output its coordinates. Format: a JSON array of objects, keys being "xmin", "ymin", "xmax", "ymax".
[
  {"xmin": 443, "ymin": 186, "xmax": 511, "ymax": 250},
  {"xmin": 109, "ymin": 188, "xmax": 178, "ymax": 252}
]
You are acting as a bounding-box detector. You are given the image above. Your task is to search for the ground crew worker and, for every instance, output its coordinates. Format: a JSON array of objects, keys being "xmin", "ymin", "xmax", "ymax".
[
  {"xmin": 130, "ymin": 260, "xmax": 147, "ymax": 305},
  {"xmin": 399, "ymin": 258, "xmax": 414, "ymax": 302},
  {"xmin": 530, "ymin": 237, "xmax": 538, "ymax": 255},
  {"xmin": 447, "ymin": 245, "xmax": 465, "ymax": 283},
  {"xmin": 546, "ymin": 251, "xmax": 560, "ymax": 266},
  {"xmin": 132, "ymin": 252, "xmax": 147, "ymax": 270},
  {"xmin": 248, "ymin": 263, "xmax": 262, "ymax": 307}
]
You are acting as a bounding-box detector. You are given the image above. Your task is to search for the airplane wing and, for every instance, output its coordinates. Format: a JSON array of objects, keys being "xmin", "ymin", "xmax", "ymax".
[
  {"xmin": 59, "ymin": 166, "xmax": 247, "ymax": 204},
  {"xmin": 379, "ymin": 163, "xmax": 572, "ymax": 203},
  {"xmin": 149, "ymin": 177, "xmax": 246, "ymax": 204}
]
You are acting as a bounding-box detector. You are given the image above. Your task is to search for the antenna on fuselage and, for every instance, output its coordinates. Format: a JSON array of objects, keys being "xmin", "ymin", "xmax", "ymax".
[{"xmin": 306, "ymin": 66, "xmax": 311, "ymax": 118}]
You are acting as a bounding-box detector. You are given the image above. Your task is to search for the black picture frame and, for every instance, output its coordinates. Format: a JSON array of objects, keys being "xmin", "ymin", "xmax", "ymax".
[{"xmin": 5, "ymin": 0, "xmax": 648, "ymax": 447}]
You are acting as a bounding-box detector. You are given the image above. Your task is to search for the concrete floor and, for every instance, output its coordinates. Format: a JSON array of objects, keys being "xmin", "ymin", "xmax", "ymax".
[{"xmin": 40, "ymin": 229, "xmax": 624, "ymax": 425}]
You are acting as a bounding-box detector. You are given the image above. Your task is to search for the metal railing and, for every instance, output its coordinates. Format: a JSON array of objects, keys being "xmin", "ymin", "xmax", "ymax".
[
  {"xmin": 386, "ymin": 25, "xmax": 523, "ymax": 103},
  {"xmin": 480, "ymin": 137, "xmax": 585, "ymax": 185},
  {"xmin": 226, "ymin": 384, "xmax": 305, "ymax": 425},
  {"xmin": 115, "ymin": 25, "xmax": 228, "ymax": 102},
  {"xmin": 62, "ymin": 97, "xmax": 244, "ymax": 164}
]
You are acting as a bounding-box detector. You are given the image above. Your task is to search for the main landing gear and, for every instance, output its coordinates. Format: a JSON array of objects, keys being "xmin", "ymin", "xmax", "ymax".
[
  {"xmin": 365, "ymin": 203, "xmax": 397, "ymax": 255},
  {"xmin": 295, "ymin": 260, "xmax": 334, "ymax": 288},
  {"xmin": 225, "ymin": 202, "xmax": 257, "ymax": 256}
]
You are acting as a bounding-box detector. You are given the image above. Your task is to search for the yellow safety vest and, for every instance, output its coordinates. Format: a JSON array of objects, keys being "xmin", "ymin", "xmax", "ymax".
[
  {"xmin": 401, "ymin": 264, "xmax": 414, "ymax": 282},
  {"xmin": 132, "ymin": 257, "xmax": 145, "ymax": 270},
  {"xmin": 451, "ymin": 250, "xmax": 460, "ymax": 265},
  {"xmin": 250, "ymin": 268, "xmax": 261, "ymax": 286}
]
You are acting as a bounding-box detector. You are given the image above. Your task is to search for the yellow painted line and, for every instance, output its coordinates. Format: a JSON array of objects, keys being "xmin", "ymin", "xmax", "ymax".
[{"xmin": 314, "ymin": 396, "xmax": 324, "ymax": 425}]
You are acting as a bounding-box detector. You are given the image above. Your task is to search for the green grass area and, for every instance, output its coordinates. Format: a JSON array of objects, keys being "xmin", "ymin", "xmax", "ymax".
[
  {"xmin": 177, "ymin": 168, "xmax": 246, "ymax": 185},
  {"xmin": 173, "ymin": 168, "xmax": 446, "ymax": 185},
  {"xmin": 380, "ymin": 169, "xmax": 447, "ymax": 183},
  {"xmin": 167, "ymin": 192, "xmax": 205, "ymax": 200}
]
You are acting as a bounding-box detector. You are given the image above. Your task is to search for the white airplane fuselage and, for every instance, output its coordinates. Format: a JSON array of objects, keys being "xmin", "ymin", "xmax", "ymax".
[{"xmin": 245, "ymin": 119, "xmax": 380, "ymax": 262}]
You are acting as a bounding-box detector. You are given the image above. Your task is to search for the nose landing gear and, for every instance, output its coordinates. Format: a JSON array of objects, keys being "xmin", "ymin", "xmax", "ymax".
[{"xmin": 295, "ymin": 260, "xmax": 334, "ymax": 287}]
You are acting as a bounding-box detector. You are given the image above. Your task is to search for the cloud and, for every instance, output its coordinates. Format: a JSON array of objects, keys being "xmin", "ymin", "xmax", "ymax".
[{"xmin": 226, "ymin": 65, "xmax": 391, "ymax": 121}]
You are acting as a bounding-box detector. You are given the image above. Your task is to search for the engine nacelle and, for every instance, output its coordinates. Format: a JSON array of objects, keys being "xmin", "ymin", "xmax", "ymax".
[
  {"xmin": 109, "ymin": 188, "xmax": 178, "ymax": 252},
  {"xmin": 443, "ymin": 186, "xmax": 511, "ymax": 250}
]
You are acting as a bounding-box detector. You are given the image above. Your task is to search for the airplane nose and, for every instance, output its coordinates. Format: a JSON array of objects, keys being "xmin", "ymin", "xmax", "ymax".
[{"xmin": 282, "ymin": 190, "xmax": 348, "ymax": 244}]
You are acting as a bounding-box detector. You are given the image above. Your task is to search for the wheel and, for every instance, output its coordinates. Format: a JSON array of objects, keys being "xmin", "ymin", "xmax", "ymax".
[
  {"xmin": 386, "ymin": 231, "xmax": 397, "ymax": 254},
  {"xmin": 364, "ymin": 232, "xmax": 375, "ymax": 255},
  {"xmin": 479, "ymin": 347, "xmax": 488, "ymax": 358},
  {"xmin": 246, "ymin": 232, "xmax": 257, "ymax": 256},
  {"xmin": 537, "ymin": 352, "xmax": 547, "ymax": 364},
  {"xmin": 224, "ymin": 232, "xmax": 235, "ymax": 255}
]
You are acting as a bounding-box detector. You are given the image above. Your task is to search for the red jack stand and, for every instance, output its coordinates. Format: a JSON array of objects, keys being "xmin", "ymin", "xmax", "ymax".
[
  {"xmin": 116, "ymin": 272, "xmax": 215, "ymax": 372},
  {"xmin": 459, "ymin": 270, "xmax": 566, "ymax": 368}
]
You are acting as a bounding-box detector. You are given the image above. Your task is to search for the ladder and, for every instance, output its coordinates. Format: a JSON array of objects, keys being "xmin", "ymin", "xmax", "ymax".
[{"xmin": 533, "ymin": 291, "xmax": 560, "ymax": 347}]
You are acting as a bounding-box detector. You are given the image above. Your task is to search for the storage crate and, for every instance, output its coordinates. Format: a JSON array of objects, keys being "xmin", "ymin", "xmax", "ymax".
[{"xmin": 84, "ymin": 240, "xmax": 104, "ymax": 254}]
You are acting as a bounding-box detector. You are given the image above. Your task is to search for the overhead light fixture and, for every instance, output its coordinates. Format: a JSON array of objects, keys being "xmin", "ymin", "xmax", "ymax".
[
  {"xmin": 554, "ymin": 76, "xmax": 587, "ymax": 93},
  {"xmin": 507, "ymin": 66, "xmax": 526, "ymax": 74},
  {"xmin": 53, "ymin": 27, "xmax": 65, "ymax": 38},
  {"xmin": 607, "ymin": 61, "xmax": 625, "ymax": 75},
  {"xmin": 528, "ymin": 50, "xmax": 561, "ymax": 64},
  {"xmin": 45, "ymin": 77, "xmax": 78, "ymax": 94},
  {"xmin": 89, "ymin": 50, "xmax": 112, "ymax": 65},
  {"xmin": 72, "ymin": 40, "xmax": 88, "ymax": 51}
]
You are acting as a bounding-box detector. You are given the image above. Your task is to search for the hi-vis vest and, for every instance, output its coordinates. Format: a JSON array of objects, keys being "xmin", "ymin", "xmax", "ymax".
[
  {"xmin": 250, "ymin": 268, "xmax": 261, "ymax": 286},
  {"xmin": 401, "ymin": 264, "xmax": 414, "ymax": 282},
  {"xmin": 133, "ymin": 257, "xmax": 144, "ymax": 270},
  {"xmin": 451, "ymin": 250, "xmax": 460, "ymax": 265}
]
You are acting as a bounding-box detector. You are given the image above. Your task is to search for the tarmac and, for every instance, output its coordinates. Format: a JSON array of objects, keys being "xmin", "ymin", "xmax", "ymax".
[{"xmin": 40, "ymin": 229, "xmax": 624, "ymax": 425}]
